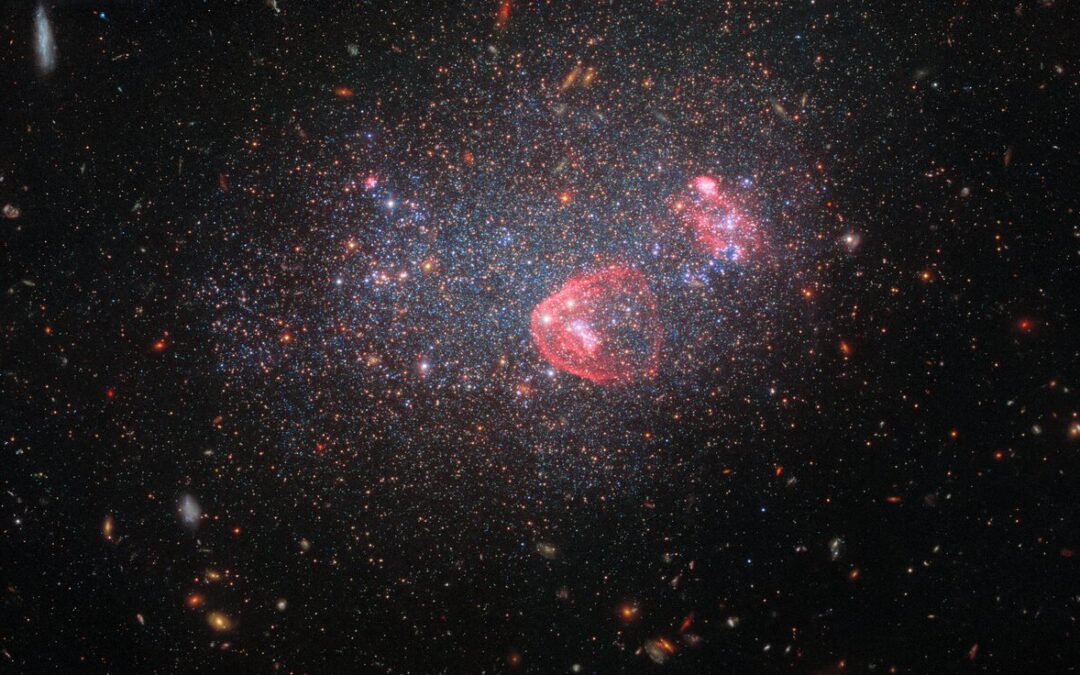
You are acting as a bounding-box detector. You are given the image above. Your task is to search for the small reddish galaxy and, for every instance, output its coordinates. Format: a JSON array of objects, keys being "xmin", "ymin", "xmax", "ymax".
[{"xmin": 531, "ymin": 266, "xmax": 662, "ymax": 384}]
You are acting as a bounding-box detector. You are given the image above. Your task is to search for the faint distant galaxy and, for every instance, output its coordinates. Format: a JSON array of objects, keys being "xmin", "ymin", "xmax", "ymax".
[{"xmin": 33, "ymin": 4, "xmax": 57, "ymax": 75}]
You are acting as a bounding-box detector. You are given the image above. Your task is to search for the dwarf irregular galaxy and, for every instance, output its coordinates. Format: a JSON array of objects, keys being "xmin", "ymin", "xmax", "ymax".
[{"xmin": 2, "ymin": 1, "xmax": 1078, "ymax": 672}]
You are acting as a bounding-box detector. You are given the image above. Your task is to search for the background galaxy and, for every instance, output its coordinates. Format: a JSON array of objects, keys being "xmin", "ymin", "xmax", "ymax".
[{"xmin": 2, "ymin": 1, "xmax": 1079, "ymax": 672}]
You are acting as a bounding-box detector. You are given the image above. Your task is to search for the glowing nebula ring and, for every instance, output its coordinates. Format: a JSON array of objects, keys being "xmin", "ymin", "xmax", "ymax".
[{"xmin": 530, "ymin": 265, "xmax": 662, "ymax": 385}]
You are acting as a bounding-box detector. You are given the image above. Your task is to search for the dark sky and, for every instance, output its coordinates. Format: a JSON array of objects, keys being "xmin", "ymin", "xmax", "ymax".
[{"xmin": 2, "ymin": 1, "xmax": 1079, "ymax": 672}]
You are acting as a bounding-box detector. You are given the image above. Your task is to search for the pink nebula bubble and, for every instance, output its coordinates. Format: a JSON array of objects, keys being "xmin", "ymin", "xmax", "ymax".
[
  {"xmin": 691, "ymin": 175, "xmax": 718, "ymax": 199},
  {"xmin": 679, "ymin": 176, "xmax": 761, "ymax": 261},
  {"xmin": 531, "ymin": 266, "xmax": 662, "ymax": 385}
]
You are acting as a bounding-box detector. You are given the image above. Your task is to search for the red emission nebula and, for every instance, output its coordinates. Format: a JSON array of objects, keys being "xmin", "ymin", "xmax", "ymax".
[
  {"xmin": 679, "ymin": 175, "xmax": 761, "ymax": 261},
  {"xmin": 530, "ymin": 266, "xmax": 662, "ymax": 385}
]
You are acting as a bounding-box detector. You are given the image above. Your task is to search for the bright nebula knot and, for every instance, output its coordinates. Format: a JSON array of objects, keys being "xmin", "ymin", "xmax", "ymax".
[{"xmin": 530, "ymin": 265, "xmax": 662, "ymax": 385}]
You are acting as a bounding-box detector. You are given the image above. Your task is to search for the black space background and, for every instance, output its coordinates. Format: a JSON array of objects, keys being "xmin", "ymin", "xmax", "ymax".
[{"xmin": 2, "ymin": 1, "xmax": 1080, "ymax": 673}]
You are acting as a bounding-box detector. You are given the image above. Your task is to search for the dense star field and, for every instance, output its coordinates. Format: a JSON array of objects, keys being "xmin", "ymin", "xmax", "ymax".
[{"xmin": 2, "ymin": 1, "xmax": 1079, "ymax": 672}]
